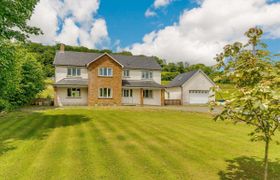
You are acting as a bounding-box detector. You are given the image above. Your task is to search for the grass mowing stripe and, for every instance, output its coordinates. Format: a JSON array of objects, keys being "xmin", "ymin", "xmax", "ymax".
[
  {"xmin": 86, "ymin": 116, "xmax": 130, "ymax": 179},
  {"xmin": 92, "ymin": 114, "xmax": 157, "ymax": 179},
  {"xmin": 0, "ymin": 114, "xmax": 54, "ymax": 178},
  {"xmin": 22, "ymin": 114, "xmax": 71, "ymax": 179},
  {"xmin": 0, "ymin": 114, "xmax": 26, "ymax": 133},
  {"xmin": 106, "ymin": 113, "xmax": 190, "ymax": 178},
  {"xmin": 95, "ymin": 112, "xmax": 182, "ymax": 179},
  {"xmin": 0, "ymin": 113, "xmax": 38, "ymax": 139},
  {"xmin": 61, "ymin": 117, "xmax": 92, "ymax": 179},
  {"xmin": 105, "ymin": 111, "xmax": 227, "ymax": 177}
]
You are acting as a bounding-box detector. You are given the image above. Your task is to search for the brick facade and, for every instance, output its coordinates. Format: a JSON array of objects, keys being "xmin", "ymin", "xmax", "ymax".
[{"xmin": 88, "ymin": 54, "xmax": 123, "ymax": 106}]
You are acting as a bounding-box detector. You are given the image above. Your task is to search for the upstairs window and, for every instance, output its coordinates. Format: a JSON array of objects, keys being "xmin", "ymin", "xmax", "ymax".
[
  {"xmin": 142, "ymin": 71, "xmax": 153, "ymax": 79},
  {"xmin": 123, "ymin": 70, "xmax": 130, "ymax": 77},
  {"xmin": 143, "ymin": 90, "xmax": 153, "ymax": 98},
  {"xmin": 67, "ymin": 68, "xmax": 81, "ymax": 77},
  {"xmin": 99, "ymin": 88, "xmax": 112, "ymax": 98},
  {"xmin": 99, "ymin": 67, "xmax": 113, "ymax": 76},
  {"xmin": 67, "ymin": 88, "xmax": 81, "ymax": 97}
]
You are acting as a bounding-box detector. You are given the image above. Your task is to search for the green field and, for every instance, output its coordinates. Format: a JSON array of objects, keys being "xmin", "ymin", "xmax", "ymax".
[{"xmin": 0, "ymin": 107, "xmax": 279, "ymax": 179}]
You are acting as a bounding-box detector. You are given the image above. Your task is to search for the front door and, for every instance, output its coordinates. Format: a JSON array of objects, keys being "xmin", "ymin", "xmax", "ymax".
[{"xmin": 122, "ymin": 89, "xmax": 133, "ymax": 104}]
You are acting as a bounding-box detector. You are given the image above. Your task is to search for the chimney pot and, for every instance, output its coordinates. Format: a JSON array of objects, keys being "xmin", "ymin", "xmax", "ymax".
[{"xmin": 60, "ymin": 43, "xmax": 65, "ymax": 53}]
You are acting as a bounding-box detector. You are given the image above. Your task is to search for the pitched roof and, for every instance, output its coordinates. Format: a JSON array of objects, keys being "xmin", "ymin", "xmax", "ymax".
[
  {"xmin": 53, "ymin": 51, "xmax": 161, "ymax": 70},
  {"xmin": 122, "ymin": 80, "xmax": 164, "ymax": 88},
  {"xmin": 54, "ymin": 78, "xmax": 88, "ymax": 87},
  {"xmin": 167, "ymin": 70, "xmax": 198, "ymax": 87}
]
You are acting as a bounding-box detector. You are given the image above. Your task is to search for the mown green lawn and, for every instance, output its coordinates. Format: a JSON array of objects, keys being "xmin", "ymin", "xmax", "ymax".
[{"xmin": 0, "ymin": 107, "xmax": 279, "ymax": 179}]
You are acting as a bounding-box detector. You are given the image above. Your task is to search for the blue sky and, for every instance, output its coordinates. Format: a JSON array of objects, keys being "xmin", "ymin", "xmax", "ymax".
[
  {"xmin": 98, "ymin": 0, "xmax": 196, "ymax": 47},
  {"xmin": 29, "ymin": 0, "xmax": 280, "ymax": 65}
]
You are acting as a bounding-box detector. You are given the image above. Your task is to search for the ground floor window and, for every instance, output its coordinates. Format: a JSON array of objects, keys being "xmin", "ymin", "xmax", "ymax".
[
  {"xmin": 143, "ymin": 90, "xmax": 153, "ymax": 98},
  {"xmin": 122, "ymin": 89, "xmax": 133, "ymax": 97},
  {"xmin": 67, "ymin": 88, "xmax": 81, "ymax": 97},
  {"xmin": 99, "ymin": 88, "xmax": 112, "ymax": 98}
]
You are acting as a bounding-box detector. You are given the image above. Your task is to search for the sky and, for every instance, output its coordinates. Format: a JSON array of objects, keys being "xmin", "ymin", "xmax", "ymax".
[{"xmin": 28, "ymin": 0, "xmax": 280, "ymax": 65}]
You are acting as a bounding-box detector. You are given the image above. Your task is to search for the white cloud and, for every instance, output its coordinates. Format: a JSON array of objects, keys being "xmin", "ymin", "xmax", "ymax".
[
  {"xmin": 154, "ymin": 0, "xmax": 173, "ymax": 9},
  {"xmin": 28, "ymin": 0, "xmax": 110, "ymax": 48},
  {"xmin": 56, "ymin": 18, "xmax": 80, "ymax": 46},
  {"xmin": 59, "ymin": 0, "xmax": 100, "ymax": 23},
  {"xmin": 28, "ymin": 0, "xmax": 61, "ymax": 44},
  {"xmin": 90, "ymin": 19, "xmax": 109, "ymax": 47},
  {"xmin": 145, "ymin": 0, "xmax": 173, "ymax": 18},
  {"xmin": 130, "ymin": 0, "xmax": 280, "ymax": 65},
  {"xmin": 145, "ymin": 8, "xmax": 157, "ymax": 17}
]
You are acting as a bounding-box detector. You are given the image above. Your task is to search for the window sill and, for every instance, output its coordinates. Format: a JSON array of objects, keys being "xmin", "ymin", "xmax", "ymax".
[
  {"xmin": 98, "ymin": 75, "xmax": 113, "ymax": 78},
  {"xmin": 66, "ymin": 76, "xmax": 81, "ymax": 78},
  {"xmin": 98, "ymin": 97, "xmax": 113, "ymax": 99}
]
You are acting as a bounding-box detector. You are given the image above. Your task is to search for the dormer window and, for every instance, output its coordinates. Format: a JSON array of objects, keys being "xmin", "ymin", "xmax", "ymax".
[
  {"xmin": 99, "ymin": 67, "xmax": 113, "ymax": 77},
  {"xmin": 142, "ymin": 71, "xmax": 153, "ymax": 79},
  {"xmin": 67, "ymin": 68, "xmax": 81, "ymax": 77}
]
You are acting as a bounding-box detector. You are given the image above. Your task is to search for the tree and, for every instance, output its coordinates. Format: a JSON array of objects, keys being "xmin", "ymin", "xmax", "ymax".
[
  {"xmin": 185, "ymin": 63, "xmax": 214, "ymax": 75},
  {"xmin": 211, "ymin": 27, "xmax": 280, "ymax": 180},
  {"xmin": 0, "ymin": 0, "xmax": 41, "ymax": 41},
  {"xmin": 161, "ymin": 71, "xmax": 180, "ymax": 81},
  {"xmin": 13, "ymin": 47, "xmax": 45, "ymax": 106},
  {"xmin": 0, "ymin": 41, "xmax": 20, "ymax": 111},
  {"xmin": 176, "ymin": 62, "xmax": 185, "ymax": 73}
]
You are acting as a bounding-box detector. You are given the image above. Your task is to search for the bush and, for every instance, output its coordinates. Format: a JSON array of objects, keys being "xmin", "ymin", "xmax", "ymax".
[{"xmin": 0, "ymin": 99, "xmax": 12, "ymax": 112}]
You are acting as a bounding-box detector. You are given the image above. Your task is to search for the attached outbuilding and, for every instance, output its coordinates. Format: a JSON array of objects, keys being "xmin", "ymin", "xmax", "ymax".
[{"xmin": 165, "ymin": 70, "xmax": 215, "ymax": 105}]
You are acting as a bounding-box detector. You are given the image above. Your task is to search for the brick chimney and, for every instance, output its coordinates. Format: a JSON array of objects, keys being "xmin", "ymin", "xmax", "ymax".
[{"xmin": 60, "ymin": 43, "xmax": 65, "ymax": 53}]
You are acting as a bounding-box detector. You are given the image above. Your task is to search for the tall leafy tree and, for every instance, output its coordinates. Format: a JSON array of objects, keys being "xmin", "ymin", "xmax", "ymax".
[
  {"xmin": 0, "ymin": 0, "xmax": 41, "ymax": 41},
  {"xmin": 212, "ymin": 27, "xmax": 280, "ymax": 180},
  {"xmin": 0, "ymin": 41, "xmax": 20, "ymax": 110}
]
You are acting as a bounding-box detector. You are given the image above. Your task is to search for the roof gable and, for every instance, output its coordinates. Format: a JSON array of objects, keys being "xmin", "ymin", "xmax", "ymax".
[
  {"xmin": 86, "ymin": 53, "xmax": 123, "ymax": 67},
  {"xmin": 167, "ymin": 70, "xmax": 215, "ymax": 87}
]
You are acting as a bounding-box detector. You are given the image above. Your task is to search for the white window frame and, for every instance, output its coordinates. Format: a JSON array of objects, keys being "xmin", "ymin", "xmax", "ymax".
[
  {"xmin": 142, "ymin": 71, "xmax": 153, "ymax": 79},
  {"xmin": 189, "ymin": 90, "xmax": 209, "ymax": 94},
  {"xmin": 67, "ymin": 88, "xmax": 81, "ymax": 98},
  {"xmin": 122, "ymin": 89, "xmax": 133, "ymax": 97},
  {"xmin": 99, "ymin": 67, "xmax": 113, "ymax": 77},
  {"xmin": 99, "ymin": 88, "xmax": 113, "ymax": 98},
  {"xmin": 123, "ymin": 70, "xmax": 130, "ymax": 78},
  {"xmin": 67, "ymin": 67, "xmax": 81, "ymax": 77},
  {"xmin": 143, "ymin": 90, "xmax": 153, "ymax": 98}
]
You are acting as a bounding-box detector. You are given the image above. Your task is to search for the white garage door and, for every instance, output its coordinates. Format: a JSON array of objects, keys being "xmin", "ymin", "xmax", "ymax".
[{"xmin": 189, "ymin": 90, "xmax": 209, "ymax": 104}]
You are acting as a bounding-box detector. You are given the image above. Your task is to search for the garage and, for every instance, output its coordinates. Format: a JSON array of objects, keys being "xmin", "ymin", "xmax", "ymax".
[
  {"xmin": 165, "ymin": 70, "xmax": 215, "ymax": 105},
  {"xmin": 189, "ymin": 90, "xmax": 210, "ymax": 104}
]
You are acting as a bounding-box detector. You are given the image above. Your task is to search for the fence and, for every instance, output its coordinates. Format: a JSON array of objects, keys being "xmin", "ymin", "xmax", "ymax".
[
  {"xmin": 164, "ymin": 99, "xmax": 182, "ymax": 105},
  {"xmin": 31, "ymin": 98, "xmax": 54, "ymax": 106}
]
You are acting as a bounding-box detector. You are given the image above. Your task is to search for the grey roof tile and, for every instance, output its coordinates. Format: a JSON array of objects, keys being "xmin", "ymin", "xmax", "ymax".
[
  {"xmin": 167, "ymin": 70, "xmax": 198, "ymax": 87},
  {"xmin": 53, "ymin": 51, "xmax": 161, "ymax": 70},
  {"xmin": 54, "ymin": 78, "xmax": 88, "ymax": 86},
  {"xmin": 122, "ymin": 80, "xmax": 164, "ymax": 88}
]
